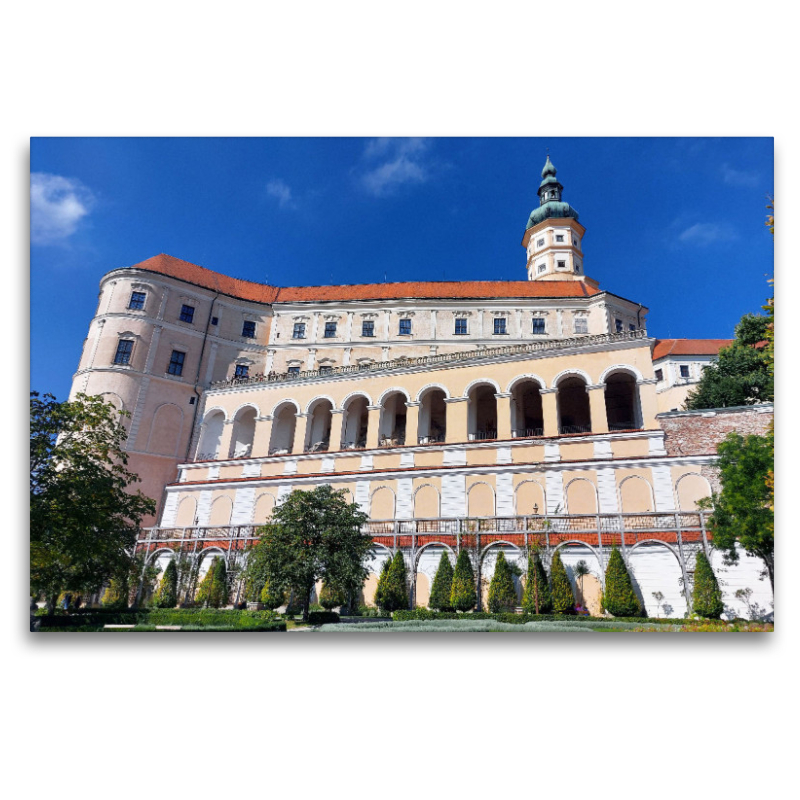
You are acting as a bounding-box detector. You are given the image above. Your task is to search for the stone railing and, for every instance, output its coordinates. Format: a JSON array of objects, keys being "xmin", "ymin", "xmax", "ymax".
[{"xmin": 209, "ymin": 329, "xmax": 649, "ymax": 390}]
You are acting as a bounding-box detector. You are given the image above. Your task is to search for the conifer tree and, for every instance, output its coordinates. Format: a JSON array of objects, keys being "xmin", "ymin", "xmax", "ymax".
[
  {"xmin": 522, "ymin": 549, "xmax": 552, "ymax": 614},
  {"xmin": 550, "ymin": 551, "xmax": 576, "ymax": 614},
  {"xmin": 692, "ymin": 550, "xmax": 724, "ymax": 619},
  {"xmin": 259, "ymin": 579, "xmax": 286, "ymax": 610},
  {"xmin": 154, "ymin": 559, "xmax": 178, "ymax": 608},
  {"xmin": 601, "ymin": 548, "xmax": 643, "ymax": 617},
  {"xmin": 449, "ymin": 549, "xmax": 477, "ymax": 612},
  {"xmin": 195, "ymin": 559, "xmax": 217, "ymax": 607},
  {"xmin": 380, "ymin": 551, "xmax": 409, "ymax": 612},
  {"xmin": 320, "ymin": 581, "xmax": 346, "ymax": 611},
  {"xmin": 374, "ymin": 555, "xmax": 392, "ymax": 609},
  {"xmin": 210, "ymin": 557, "xmax": 228, "ymax": 608},
  {"xmin": 487, "ymin": 551, "xmax": 518, "ymax": 613},
  {"xmin": 428, "ymin": 551, "xmax": 454, "ymax": 611}
]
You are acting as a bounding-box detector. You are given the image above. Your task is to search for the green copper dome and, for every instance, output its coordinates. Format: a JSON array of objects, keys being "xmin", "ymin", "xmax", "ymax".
[{"xmin": 525, "ymin": 156, "xmax": 580, "ymax": 230}]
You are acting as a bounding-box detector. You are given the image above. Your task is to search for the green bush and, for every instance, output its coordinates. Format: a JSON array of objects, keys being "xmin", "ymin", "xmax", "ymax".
[
  {"xmin": 308, "ymin": 611, "xmax": 340, "ymax": 625},
  {"xmin": 692, "ymin": 550, "xmax": 724, "ymax": 619},
  {"xmin": 487, "ymin": 552, "xmax": 518, "ymax": 613},
  {"xmin": 260, "ymin": 579, "xmax": 286, "ymax": 610},
  {"xmin": 602, "ymin": 548, "xmax": 643, "ymax": 617},
  {"xmin": 154, "ymin": 560, "xmax": 178, "ymax": 608},
  {"xmin": 380, "ymin": 551, "xmax": 409, "ymax": 612},
  {"xmin": 373, "ymin": 556, "xmax": 392, "ymax": 609},
  {"xmin": 550, "ymin": 551, "xmax": 575, "ymax": 614},
  {"xmin": 35, "ymin": 608, "xmax": 280, "ymax": 630},
  {"xmin": 320, "ymin": 582, "xmax": 346, "ymax": 611},
  {"xmin": 450, "ymin": 550, "xmax": 477, "ymax": 612},
  {"xmin": 428, "ymin": 551, "xmax": 454, "ymax": 611},
  {"xmin": 522, "ymin": 549, "xmax": 552, "ymax": 614}
]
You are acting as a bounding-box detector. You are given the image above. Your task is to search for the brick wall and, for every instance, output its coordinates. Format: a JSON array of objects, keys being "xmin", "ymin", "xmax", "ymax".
[{"xmin": 658, "ymin": 404, "xmax": 773, "ymax": 458}]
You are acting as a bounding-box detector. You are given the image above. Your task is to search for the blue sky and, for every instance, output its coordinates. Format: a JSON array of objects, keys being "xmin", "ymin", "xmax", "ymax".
[{"xmin": 30, "ymin": 137, "xmax": 773, "ymax": 400}]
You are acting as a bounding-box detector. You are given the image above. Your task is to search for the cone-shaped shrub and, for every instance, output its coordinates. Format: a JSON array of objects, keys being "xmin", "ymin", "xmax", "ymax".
[
  {"xmin": 260, "ymin": 579, "xmax": 286, "ymax": 610},
  {"xmin": 320, "ymin": 582, "xmax": 346, "ymax": 611},
  {"xmin": 522, "ymin": 549, "xmax": 552, "ymax": 614},
  {"xmin": 692, "ymin": 550, "xmax": 724, "ymax": 619},
  {"xmin": 154, "ymin": 560, "xmax": 178, "ymax": 608},
  {"xmin": 210, "ymin": 557, "xmax": 228, "ymax": 608},
  {"xmin": 602, "ymin": 548, "xmax": 643, "ymax": 617},
  {"xmin": 487, "ymin": 552, "xmax": 518, "ymax": 613},
  {"xmin": 550, "ymin": 551, "xmax": 576, "ymax": 614},
  {"xmin": 195, "ymin": 560, "xmax": 217, "ymax": 607},
  {"xmin": 374, "ymin": 556, "xmax": 392, "ymax": 609},
  {"xmin": 380, "ymin": 551, "xmax": 409, "ymax": 612},
  {"xmin": 428, "ymin": 551, "xmax": 454, "ymax": 611},
  {"xmin": 450, "ymin": 549, "xmax": 477, "ymax": 612}
]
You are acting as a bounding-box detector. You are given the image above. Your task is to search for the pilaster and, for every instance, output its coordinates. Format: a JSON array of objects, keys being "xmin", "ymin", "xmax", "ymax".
[
  {"xmin": 252, "ymin": 415, "xmax": 273, "ymax": 457},
  {"xmin": 444, "ymin": 396, "xmax": 468, "ymax": 444},
  {"xmin": 587, "ymin": 384, "xmax": 609, "ymax": 434},
  {"xmin": 218, "ymin": 419, "xmax": 235, "ymax": 460},
  {"xmin": 495, "ymin": 393, "xmax": 512, "ymax": 439},
  {"xmin": 293, "ymin": 413, "xmax": 309, "ymax": 454},
  {"xmin": 540, "ymin": 388, "xmax": 558, "ymax": 437},
  {"xmin": 330, "ymin": 409, "xmax": 346, "ymax": 450},
  {"xmin": 366, "ymin": 406, "xmax": 383, "ymax": 449},
  {"xmin": 404, "ymin": 401, "xmax": 421, "ymax": 445}
]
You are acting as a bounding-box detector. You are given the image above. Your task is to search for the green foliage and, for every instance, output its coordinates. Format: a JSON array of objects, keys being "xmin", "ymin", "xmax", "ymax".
[
  {"xmin": 550, "ymin": 551, "xmax": 576, "ymax": 614},
  {"xmin": 37, "ymin": 608, "xmax": 281, "ymax": 630},
  {"xmin": 154, "ymin": 560, "xmax": 178, "ymax": 608},
  {"xmin": 428, "ymin": 551, "xmax": 454, "ymax": 611},
  {"xmin": 379, "ymin": 551, "xmax": 409, "ymax": 612},
  {"xmin": 246, "ymin": 486, "xmax": 371, "ymax": 621},
  {"xmin": 259, "ymin": 579, "xmax": 286, "ymax": 610},
  {"xmin": 602, "ymin": 548, "xmax": 643, "ymax": 617},
  {"xmin": 522, "ymin": 548, "xmax": 552, "ymax": 614},
  {"xmin": 196, "ymin": 558, "xmax": 227, "ymax": 608},
  {"xmin": 30, "ymin": 392, "xmax": 157, "ymax": 611},
  {"xmin": 700, "ymin": 432, "xmax": 774, "ymax": 589},
  {"xmin": 449, "ymin": 549, "xmax": 477, "ymax": 612},
  {"xmin": 573, "ymin": 559, "xmax": 591, "ymax": 607},
  {"xmin": 684, "ymin": 312, "xmax": 773, "ymax": 410},
  {"xmin": 487, "ymin": 552, "xmax": 518, "ymax": 613},
  {"xmin": 374, "ymin": 555, "xmax": 392, "ymax": 609},
  {"xmin": 307, "ymin": 611, "xmax": 340, "ymax": 625},
  {"xmin": 692, "ymin": 551, "xmax": 724, "ymax": 619},
  {"xmin": 319, "ymin": 582, "xmax": 346, "ymax": 611}
]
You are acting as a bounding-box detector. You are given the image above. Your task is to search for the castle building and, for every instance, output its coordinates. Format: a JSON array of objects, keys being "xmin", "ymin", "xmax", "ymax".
[{"xmin": 70, "ymin": 157, "xmax": 773, "ymax": 619}]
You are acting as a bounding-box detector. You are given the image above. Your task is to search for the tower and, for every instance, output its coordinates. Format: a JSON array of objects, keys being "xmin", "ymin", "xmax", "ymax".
[{"xmin": 522, "ymin": 156, "xmax": 588, "ymax": 282}]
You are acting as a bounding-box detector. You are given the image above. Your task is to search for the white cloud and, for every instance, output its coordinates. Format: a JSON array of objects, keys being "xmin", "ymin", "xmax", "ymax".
[
  {"xmin": 30, "ymin": 173, "xmax": 94, "ymax": 245},
  {"xmin": 721, "ymin": 162, "xmax": 760, "ymax": 188},
  {"xmin": 266, "ymin": 178, "xmax": 297, "ymax": 209},
  {"xmin": 678, "ymin": 222, "xmax": 738, "ymax": 246},
  {"xmin": 360, "ymin": 138, "xmax": 431, "ymax": 196}
]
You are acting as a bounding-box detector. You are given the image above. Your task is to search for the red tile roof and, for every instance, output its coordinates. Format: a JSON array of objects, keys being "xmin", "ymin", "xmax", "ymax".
[
  {"xmin": 123, "ymin": 253, "xmax": 602, "ymax": 304},
  {"xmin": 652, "ymin": 339, "xmax": 733, "ymax": 360}
]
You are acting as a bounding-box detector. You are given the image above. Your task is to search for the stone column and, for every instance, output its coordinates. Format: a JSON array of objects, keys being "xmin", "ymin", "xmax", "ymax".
[
  {"xmin": 541, "ymin": 388, "xmax": 559, "ymax": 437},
  {"xmin": 329, "ymin": 409, "xmax": 346, "ymax": 451},
  {"xmin": 218, "ymin": 419, "xmax": 236, "ymax": 459},
  {"xmin": 252, "ymin": 415, "xmax": 273, "ymax": 457},
  {"xmin": 405, "ymin": 401, "xmax": 420, "ymax": 445},
  {"xmin": 495, "ymin": 393, "xmax": 513, "ymax": 440},
  {"xmin": 366, "ymin": 406, "xmax": 383, "ymax": 450},
  {"xmin": 293, "ymin": 413, "xmax": 309, "ymax": 454},
  {"xmin": 587, "ymin": 384, "xmax": 609, "ymax": 434},
  {"xmin": 444, "ymin": 397, "xmax": 469, "ymax": 444}
]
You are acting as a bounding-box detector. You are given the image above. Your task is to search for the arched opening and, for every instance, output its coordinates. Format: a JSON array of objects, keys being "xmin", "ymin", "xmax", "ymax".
[
  {"xmin": 175, "ymin": 496, "xmax": 197, "ymax": 527},
  {"xmin": 557, "ymin": 544, "xmax": 603, "ymax": 615},
  {"xmin": 305, "ymin": 399, "xmax": 333, "ymax": 452},
  {"xmin": 253, "ymin": 493, "xmax": 276, "ymax": 524},
  {"xmin": 371, "ymin": 487, "xmax": 396, "ymax": 520},
  {"xmin": 604, "ymin": 371, "xmax": 642, "ymax": 431},
  {"xmin": 413, "ymin": 484, "xmax": 441, "ymax": 519},
  {"xmin": 148, "ymin": 403, "xmax": 184, "ymax": 457},
  {"xmin": 229, "ymin": 406, "xmax": 257, "ymax": 458},
  {"xmin": 342, "ymin": 395, "xmax": 369, "ymax": 449},
  {"xmin": 628, "ymin": 543, "xmax": 687, "ymax": 618},
  {"xmin": 379, "ymin": 392, "xmax": 407, "ymax": 446},
  {"xmin": 468, "ymin": 383, "xmax": 498, "ymax": 440},
  {"xmin": 467, "ymin": 482, "xmax": 495, "ymax": 517},
  {"xmin": 556, "ymin": 376, "xmax": 591, "ymax": 434},
  {"xmin": 676, "ymin": 474, "xmax": 712, "ymax": 511},
  {"xmin": 197, "ymin": 410, "xmax": 225, "ymax": 460},
  {"xmin": 565, "ymin": 478, "xmax": 598, "ymax": 515},
  {"xmin": 269, "ymin": 402, "xmax": 298, "ymax": 455},
  {"xmin": 515, "ymin": 480, "xmax": 545, "ymax": 517},
  {"xmin": 511, "ymin": 379, "xmax": 544, "ymax": 437},
  {"xmin": 209, "ymin": 495, "xmax": 233, "ymax": 526},
  {"xmin": 417, "ymin": 388, "xmax": 447, "ymax": 443},
  {"xmin": 619, "ymin": 476, "xmax": 654, "ymax": 513}
]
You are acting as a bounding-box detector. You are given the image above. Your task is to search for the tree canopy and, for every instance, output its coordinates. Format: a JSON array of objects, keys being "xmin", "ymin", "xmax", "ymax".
[
  {"xmin": 242, "ymin": 485, "xmax": 371, "ymax": 620},
  {"xmin": 30, "ymin": 392, "xmax": 156, "ymax": 610}
]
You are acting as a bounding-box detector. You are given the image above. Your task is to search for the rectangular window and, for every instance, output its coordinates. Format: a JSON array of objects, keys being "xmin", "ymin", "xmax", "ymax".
[
  {"xmin": 128, "ymin": 291, "xmax": 146, "ymax": 310},
  {"xmin": 179, "ymin": 304, "xmax": 195, "ymax": 324},
  {"xmin": 615, "ymin": 319, "xmax": 623, "ymax": 333},
  {"xmin": 319, "ymin": 365, "xmax": 333, "ymax": 374},
  {"xmin": 574, "ymin": 318, "xmax": 588, "ymax": 334},
  {"xmin": 292, "ymin": 322, "xmax": 306, "ymax": 339},
  {"xmin": 113, "ymin": 339, "xmax": 133, "ymax": 365},
  {"xmin": 537, "ymin": 263, "xmax": 546, "ymax": 273},
  {"xmin": 556, "ymin": 234, "xmax": 564, "ymax": 242},
  {"xmin": 532, "ymin": 318, "xmax": 546, "ymax": 335},
  {"xmin": 680, "ymin": 365, "xmax": 690, "ymax": 378},
  {"xmin": 234, "ymin": 364, "xmax": 249, "ymax": 379},
  {"xmin": 287, "ymin": 366, "xmax": 300, "ymax": 375},
  {"xmin": 557, "ymin": 260, "xmax": 566, "ymax": 269},
  {"xmin": 399, "ymin": 318, "xmax": 412, "ymax": 335},
  {"xmin": 629, "ymin": 323, "xmax": 636, "ymax": 332},
  {"xmin": 655, "ymin": 369, "xmax": 664, "ymax": 382},
  {"xmin": 211, "ymin": 316, "xmax": 218, "ymax": 326},
  {"xmin": 242, "ymin": 320, "xmax": 256, "ymax": 338},
  {"xmin": 493, "ymin": 317, "xmax": 507, "ymax": 335},
  {"xmin": 573, "ymin": 238, "xmax": 578, "ymax": 246},
  {"xmin": 536, "ymin": 238, "xmax": 545, "ymax": 247},
  {"xmin": 324, "ymin": 322, "xmax": 337, "ymax": 338},
  {"xmin": 454, "ymin": 318, "xmax": 468, "ymax": 335},
  {"xmin": 167, "ymin": 350, "xmax": 185, "ymax": 376},
  {"xmin": 361, "ymin": 320, "xmax": 375, "ymax": 337}
]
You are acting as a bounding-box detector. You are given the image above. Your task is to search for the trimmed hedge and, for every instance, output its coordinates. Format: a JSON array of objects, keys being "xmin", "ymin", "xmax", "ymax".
[
  {"xmin": 602, "ymin": 548, "xmax": 644, "ymax": 617},
  {"xmin": 550, "ymin": 551, "xmax": 575, "ymax": 614},
  {"xmin": 522, "ymin": 550, "xmax": 552, "ymax": 614},
  {"xmin": 450, "ymin": 549, "xmax": 477, "ymax": 612},
  {"xmin": 487, "ymin": 552, "xmax": 517, "ymax": 613},
  {"xmin": 428, "ymin": 551, "xmax": 454, "ymax": 612},
  {"xmin": 307, "ymin": 611, "xmax": 340, "ymax": 625},
  {"xmin": 103, "ymin": 623, "xmax": 286, "ymax": 633},
  {"xmin": 692, "ymin": 550, "xmax": 724, "ymax": 619},
  {"xmin": 392, "ymin": 609, "xmax": 693, "ymax": 625},
  {"xmin": 36, "ymin": 608, "xmax": 280, "ymax": 629}
]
